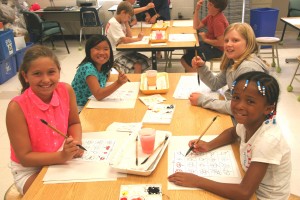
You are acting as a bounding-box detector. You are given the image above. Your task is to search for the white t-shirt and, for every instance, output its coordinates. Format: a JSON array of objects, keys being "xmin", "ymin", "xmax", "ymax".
[
  {"xmin": 236, "ymin": 123, "xmax": 291, "ymax": 200},
  {"xmin": 105, "ymin": 17, "xmax": 127, "ymax": 57}
]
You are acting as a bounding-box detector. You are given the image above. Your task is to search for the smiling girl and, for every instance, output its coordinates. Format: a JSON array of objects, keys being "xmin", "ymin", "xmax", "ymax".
[
  {"xmin": 71, "ymin": 35, "xmax": 128, "ymax": 111},
  {"xmin": 189, "ymin": 23, "xmax": 269, "ymax": 115},
  {"xmin": 169, "ymin": 71, "xmax": 291, "ymax": 199},
  {"xmin": 6, "ymin": 45, "xmax": 83, "ymax": 195}
]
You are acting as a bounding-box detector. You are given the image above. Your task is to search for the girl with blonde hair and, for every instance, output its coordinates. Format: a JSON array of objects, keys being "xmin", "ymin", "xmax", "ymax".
[{"xmin": 189, "ymin": 23, "xmax": 269, "ymax": 115}]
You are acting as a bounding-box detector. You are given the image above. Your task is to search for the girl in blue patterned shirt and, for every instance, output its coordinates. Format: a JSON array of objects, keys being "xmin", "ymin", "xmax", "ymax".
[{"xmin": 72, "ymin": 35, "xmax": 128, "ymax": 111}]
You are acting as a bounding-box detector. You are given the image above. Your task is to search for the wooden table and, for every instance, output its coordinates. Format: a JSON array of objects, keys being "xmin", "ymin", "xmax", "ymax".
[
  {"xmin": 117, "ymin": 20, "xmax": 199, "ymax": 70},
  {"xmin": 22, "ymin": 73, "xmax": 255, "ymax": 200}
]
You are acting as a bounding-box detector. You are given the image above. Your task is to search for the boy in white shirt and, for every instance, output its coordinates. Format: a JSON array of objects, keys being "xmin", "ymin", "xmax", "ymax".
[{"xmin": 105, "ymin": 1, "xmax": 150, "ymax": 73}]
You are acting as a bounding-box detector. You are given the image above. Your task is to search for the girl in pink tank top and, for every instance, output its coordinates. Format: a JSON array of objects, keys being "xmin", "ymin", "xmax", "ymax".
[{"xmin": 6, "ymin": 45, "xmax": 83, "ymax": 195}]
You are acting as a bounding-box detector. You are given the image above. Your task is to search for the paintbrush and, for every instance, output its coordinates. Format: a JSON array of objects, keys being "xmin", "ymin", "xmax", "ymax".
[
  {"xmin": 40, "ymin": 119, "xmax": 87, "ymax": 151},
  {"xmin": 194, "ymin": 44, "xmax": 200, "ymax": 85},
  {"xmin": 136, "ymin": 136, "xmax": 139, "ymax": 166},
  {"xmin": 112, "ymin": 66, "xmax": 131, "ymax": 82},
  {"xmin": 185, "ymin": 115, "xmax": 219, "ymax": 156},
  {"xmin": 141, "ymin": 136, "xmax": 168, "ymax": 165},
  {"xmin": 150, "ymin": 0, "xmax": 158, "ymax": 15}
]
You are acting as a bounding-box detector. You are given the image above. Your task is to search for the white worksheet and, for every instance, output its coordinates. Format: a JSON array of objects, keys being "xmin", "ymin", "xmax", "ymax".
[
  {"xmin": 86, "ymin": 82, "xmax": 140, "ymax": 109},
  {"xmin": 168, "ymin": 34, "xmax": 196, "ymax": 42},
  {"xmin": 43, "ymin": 131, "xmax": 129, "ymax": 184},
  {"xmin": 142, "ymin": 104, "xmax": 175, "ymax": 124},
  {"xmin": 173, "ymin": 75, "xmax": 221, "ymax": 99},
  {"xmin": 168, "ymin": 135, "xmax": 242, "ymax": 190},
  {"xmin": 172, "ymin": 20, "xmax": 193, "ymax": 27}
]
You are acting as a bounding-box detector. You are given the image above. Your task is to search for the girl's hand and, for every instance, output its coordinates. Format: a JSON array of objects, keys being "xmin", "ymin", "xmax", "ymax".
[
  {"xmin": 61, "ymin": 136, "xmax": 79, "ymax": 161},
  {"xmin": 188, "ymin": 139, "xmax": 210, "ymax": 153},
  {"xmin": 189, "ymin": 92, "xmax": 201, "ymax": 106},
  {"xmin": 198, "ymin": 32, "xmax": 207, "ymax": 42},
  {"xmin": 196, "ymin": 0, "xmax": 203, "ymax": 10},
  {"xmin": 192, "ymin": 56, "xmax": 205, "ymax": 69},
  {"xmin": 146, "ymin": 2, "xmax": 155, "ymax": 10},
  {"xmin": 73, "ymin": 140, "xmax": 84, "ymax": 158},
  {"xmin": 168, "ymin": 172, "xmax": 200, "ymax": 188},
  {"xmin": 138, "ymin": 32, "xmax": 144, "ymax": 40},
  {"xmin": 145, "ymin": 13, "xmax": 151, "ymax": 23},
  {"xmin": 117, "ymin": 72, "xmax": 128, "ymax": 84},
  {"xmin": 149, "ymin": 16, "xmax": 157, "ymax": 24}
]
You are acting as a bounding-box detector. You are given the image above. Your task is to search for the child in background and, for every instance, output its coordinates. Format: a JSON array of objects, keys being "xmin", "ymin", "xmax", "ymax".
[
  {"xmin": 123, "ymin": 0, "xmax": 155, "ymax": 26},
  {"xmin": 6, "ymin": 45, "xmax": 83, "ymax": 195},
  {"xmin": 189, "ymin": 23, "xmax": 269, "ymax": 115},
  {"xmin": 105, "ymin": 1, "xmax": 150, "ymax": 73},
  {"xmin": 181, "ymin": 0, "xmax": 228, "ymax": 72},
  {"xmin": 140, "ymin": 0, "xmax": 170, "ymax": 24},
  {"xmin": 169, "ymin": 71, "xmax": 291, "ymax": 200},
  {"xmin": 72, "ymin": 35, "xmax": 128, "ymax": 111}
]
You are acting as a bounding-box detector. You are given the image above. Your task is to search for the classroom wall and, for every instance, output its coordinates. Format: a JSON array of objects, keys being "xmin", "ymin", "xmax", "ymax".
[{"xmin": 24, "ymin": 0, "xmax": 295, "ymax": 35}]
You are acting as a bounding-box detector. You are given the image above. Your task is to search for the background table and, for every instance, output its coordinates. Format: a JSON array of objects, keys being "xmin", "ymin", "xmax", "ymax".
[
  {"xmin": 22, "ymin": 73, "xmax": 255, "ymax": 200},
  {"xmin": 116, "ymin": 20, "xmax": 199, "ymax": 70},
  {"xmin": 280, "ymin": 17, "xmax": 300, "ymax": 63}
]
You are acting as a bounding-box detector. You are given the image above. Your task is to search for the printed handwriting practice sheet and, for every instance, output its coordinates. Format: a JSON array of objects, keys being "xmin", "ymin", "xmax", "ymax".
[
  {"xmin": 79, "ymin": 139, "xmax": 115, "ymax": 162},
  {"xmin": 168, "ymin": 135, "xmax": 242, "ymax": 190},
  {"xmin": 43, "ymin": 132, "xmax": 129, "ymax": 184}
]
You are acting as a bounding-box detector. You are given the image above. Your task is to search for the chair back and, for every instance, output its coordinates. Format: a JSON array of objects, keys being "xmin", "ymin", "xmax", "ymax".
[
  {"xmin": 23, "ymin": 11, "xmax": 44, "ymax": 42},
  {"xmin": 23, "ymin": 11, "xmax": 43, "ymax": 34},
  {"xmin": 80, "ymin": 7, "xmax": 102, "ymax": 27},
  {"xmin": 289, "ymin": 0, "xmax": 300, "ymax": 17}
]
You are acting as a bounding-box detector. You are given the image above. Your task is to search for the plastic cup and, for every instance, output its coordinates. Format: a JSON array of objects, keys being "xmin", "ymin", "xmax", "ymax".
[
  {"xmin": 139, "ymin": 128, "xmax": 156, "ymax": 154},
  {"xmin": 157, "ymin": 20, "xmax": 163, "ymax": 28},
  {"xmin": 146, "ymin": 70, "xmax": 157, "ymax": 86},
  {"xmin": 155, "ymin": 31, "xmax": 163, "ymax": 39}
]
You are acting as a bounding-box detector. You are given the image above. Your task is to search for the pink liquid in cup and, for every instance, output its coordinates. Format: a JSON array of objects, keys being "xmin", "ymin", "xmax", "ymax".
[
  {"xmin": 139, "ymin": 128, "xmax": 156, "ymax": 154},
  {"xmin": 156, "ymin": 31, "xmax": 163, "ymax": 40}
]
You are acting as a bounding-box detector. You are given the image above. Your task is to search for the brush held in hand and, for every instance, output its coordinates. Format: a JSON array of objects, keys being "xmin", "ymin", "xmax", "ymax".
[
  {"xmin": 40, "ymin": 119, "xmax": 87, "ymax": 151},
  {"xmin": 185, "ymin": 115, "xmax": 219, "ymax": 156}
]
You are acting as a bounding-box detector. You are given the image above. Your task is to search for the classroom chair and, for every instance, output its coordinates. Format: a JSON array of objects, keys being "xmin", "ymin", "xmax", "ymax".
[
  {"xmin": 162, "ymin": 49, "xmax": 187, "ymax": 72},
  {"xmin": 208, "ymin": 57, "xmax": 222, "ymax": 72},
  {"xmin": 79, "ymin": 7, "xmax": 104, "ymax": 50},
  {"xmin": 22, "ymin": 11, "xmax": 70, "ymax": 54},
  {"xmin": 4, "ymin": 184, "xmax": 22, "ymax": 200},
  {"xmin": 256, "ymin": 37, "xmax": 281, "ymax": 73},
  {"xmin": 287, "ymin": 55, "xmax": 300, "ymax": 102}
]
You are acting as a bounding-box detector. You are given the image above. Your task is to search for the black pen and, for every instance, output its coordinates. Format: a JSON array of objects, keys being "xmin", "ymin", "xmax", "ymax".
[{"xmin": 185, "ymin": 116, "xmax": 218, "ymax": 156}]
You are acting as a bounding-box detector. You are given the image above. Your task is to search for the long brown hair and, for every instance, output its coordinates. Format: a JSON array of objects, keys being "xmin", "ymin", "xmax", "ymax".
[{"xmin": 18, "ymin": 45, "xmax": 61, "ymax": 93}]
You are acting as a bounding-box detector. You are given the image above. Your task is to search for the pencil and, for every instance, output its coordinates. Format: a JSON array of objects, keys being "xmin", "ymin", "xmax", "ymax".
[
  {"xmin": 40, "ymin": 119, "xmax": 87, "ymax": 151},
  {"xmin": 185, "ymin": 115, "xmax": 218, "ymax": 156},
  {"xmin": 112, "ymin": 66, "xmax": 130, "ymax": 82},
  {"xmin": 140, "ymin": 20, "xmax": 142, "ymax": 32},
  {"xmin": 141, "ymin": 136, "xmax": 168, "ymax": 165},
  {"xmin": 195, "ymin": 44, "xmax": 200, "ymax": 86},
  {"xmin": 136, "ymin": 136, "xmax": 138, "ymax": 166}
]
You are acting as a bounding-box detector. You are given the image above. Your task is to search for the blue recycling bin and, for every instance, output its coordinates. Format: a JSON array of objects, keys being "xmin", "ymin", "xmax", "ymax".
[{"xmin": 250, "ymin": 8, "xmax": 279, "ymax": 37}]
